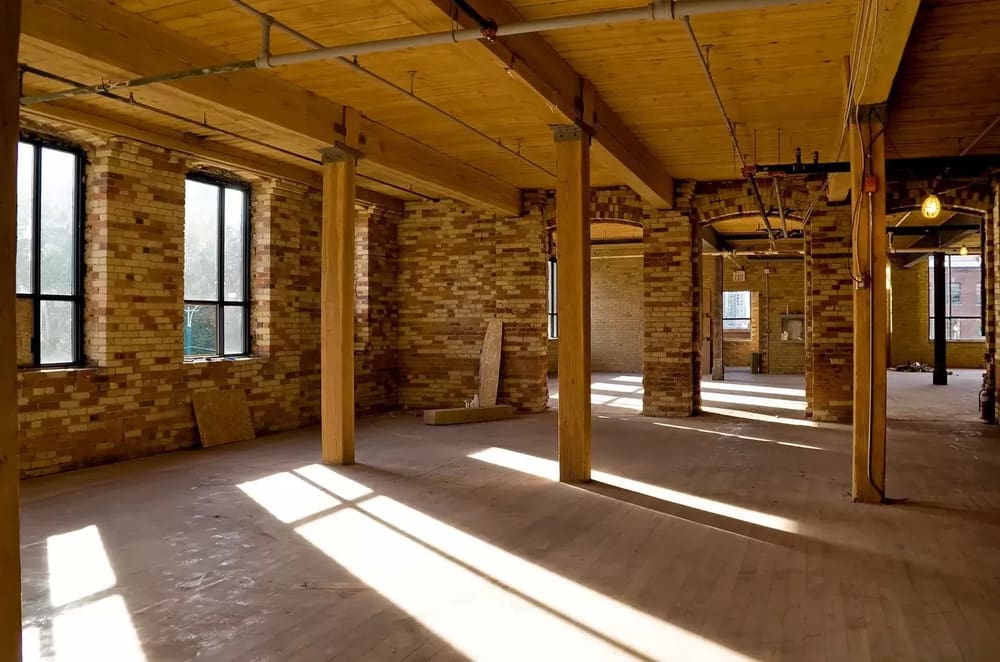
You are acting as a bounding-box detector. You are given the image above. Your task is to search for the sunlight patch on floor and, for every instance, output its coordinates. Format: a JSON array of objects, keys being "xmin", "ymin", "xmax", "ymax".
[
  {"xmin": 701, "ymin": 405, "xmax": 828, "ymax": 428},
  {"xmin": 651, "ymin": 421, "xmax": 824, "ymax": 451},
  {"xmin": 700, "ymin": 391, "xmax": 807, "ymax": 411},
  {"xmin": 51, "ymin": 596, "xmax": 146, "ymax": 662},
  {"xmin": 237, "ymin": 464, "xmax": 748, "ymax": 661},
  {"xmin": 470, "ymin": 447, "xmax": 799, "ymax": 533},
  {"xmin": 46, "ymin": 525, "xmax": 116, "ymax": 608},
  {"xmin": 26, "ymin": 525, "xmax": 147, "ymax": 662},
  {"xmin": 700, "ymin": 380, "xmax": 807, "ymax": 398},
  {"xmin": 237, "ymin": 471, "xmax": 341, "ymax": 523}
]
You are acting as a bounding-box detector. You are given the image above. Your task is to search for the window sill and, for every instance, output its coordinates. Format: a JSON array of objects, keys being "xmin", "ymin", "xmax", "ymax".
[
  {"xmin": 724, "ymin": 338, "xmax": 755, "ymax": 343},
  {"xmin": 183, "ymin": 355, "xmax": 263, "ymax": 366},
  {"xmin": 17, "ymin": 365, "xmax": 99, "ymax": 376},
  {"xmin": 926, "ymin": 340, "xmax": 985, "ymax": 344}
]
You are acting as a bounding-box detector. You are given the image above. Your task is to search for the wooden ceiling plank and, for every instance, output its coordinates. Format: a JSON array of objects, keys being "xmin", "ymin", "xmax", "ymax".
[
  {"xmin": 411, "ymin": 0, "xmax": 675, "ymax": 208},
  {"xmin": 21, "ymin": 0, "xmax": 520, "ymax": 215}
]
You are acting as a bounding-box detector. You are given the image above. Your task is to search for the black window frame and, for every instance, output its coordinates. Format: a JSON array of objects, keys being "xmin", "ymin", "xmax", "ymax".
[
  {"xmin": 928, "ymin": 254, "xmax": 983, "ymax": 342},
  {"xmin": 722, "ymin": 290, "xmax": 752, "ymax": 338},
  {"xmin": 547, "ymin": 256, "xmax": 558, "ymax": 339},
  {"xmin": 16, "ymin": 133, "xmax": 86, "ymax": 368},
  {"xmin": 183, "ymin": 173, "xmax": 251, "ymax": 359}
]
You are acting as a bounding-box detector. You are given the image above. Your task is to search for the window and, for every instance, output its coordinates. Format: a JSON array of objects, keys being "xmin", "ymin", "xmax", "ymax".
[
  {"xmin": 547, "ymin": 257, "xmax": 558, "ymax": 339},
  {"xmin": 928, "ymin": 255, "xmax": 983, "ymax": 341},
  {"xmin": 184, "ymin": 176, "xmax": 250, "ymax": 357},
  {"xmin": 16, "ymin": 137, "xmax": 85, "ymax": 366},
  {"xmin": 723, "ymin": 290, "xmax": 751, "ymax": 339}
]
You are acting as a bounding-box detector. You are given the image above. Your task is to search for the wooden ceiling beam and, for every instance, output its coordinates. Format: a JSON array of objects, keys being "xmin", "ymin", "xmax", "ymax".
[
  {"xmin": 20, "ymin": 0, "xmax": 520, "ymax": 215},
  {"xmin": 855, "ymin": 0, "xmax": 922, "ymax": 106},
  {"xmin": 22, "ymin": 102, "xmax": 404, "ymax": 212},
  {"xmin": 828, "ymin": 2, "xmax": 921, "ymax": 201},
  {"xmin": 700, "ymin": 225, "xmax": 729, "ymax": 252},
  {"xmin": 413, "ymin": 0, "xmax": 675, "ymax": 209}
]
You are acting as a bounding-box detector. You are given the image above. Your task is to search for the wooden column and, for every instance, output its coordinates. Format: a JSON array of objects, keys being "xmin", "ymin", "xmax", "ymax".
[
  {"xmin": 712, "ymin": 256, "xmax": 725, "ymax": 381},
  {"xmin": 553, "ymin": 124, "xmax": 591, "ymax": 483},
  {"xmin": 932, "ymin": 251, "xmax": 948, "ymax": 385},
  {"xmin": 1, "ymin": 1, "xmax": 22, "ymax": 658},
  {"xmin": 851, "ymin": 105, "xmax": 888, "ymax": 503},
  {"xmin": 320, "ymin": 111, "xmax": 361, "ymax": 466}
]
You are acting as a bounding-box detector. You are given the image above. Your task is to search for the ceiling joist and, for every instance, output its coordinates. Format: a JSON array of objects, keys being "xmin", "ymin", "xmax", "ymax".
[{"xmin": 21, "ymin": 0, "xmax": 521, "ymax": 215}]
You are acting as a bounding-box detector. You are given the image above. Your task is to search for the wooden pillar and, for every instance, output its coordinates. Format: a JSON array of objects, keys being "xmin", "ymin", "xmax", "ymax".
[
  {"xmin": 712, "ymin": 255, "xmax": 725, "ymax": 380},
  {"xmin": 932, "ymin": 251, "xmax": 948, "ymax": 385},
  {"xmin": 851, "ymin": 105, "xmax": 888, "ymax": 503},
  {"xmin": 553, "ymin": 124, "xmax": 591, "ymax": 483},
  {"xmin": 320, "ymin": 110, "xmax": 361, "ymax": 466},
  {"xmin": 1, "ymin": 1, "xmax": 22, "ymax": 658}
]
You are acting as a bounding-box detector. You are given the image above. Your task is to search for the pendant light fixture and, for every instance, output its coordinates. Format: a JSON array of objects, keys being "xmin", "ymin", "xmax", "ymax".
[{"xmin": 921, "ymin": 193, "xmax": 942, "ymax": 219}]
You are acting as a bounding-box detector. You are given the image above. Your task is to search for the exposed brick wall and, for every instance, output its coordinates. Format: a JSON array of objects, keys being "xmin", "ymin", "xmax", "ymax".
[
  {"xmin": 397, "ymin": 198, "xmax": 548, "ymax": 413},
  {"xmin": 355, "ymin": 206, "xmax": 400, "ymax": 413},
  {"xmin": 890, "ymin": 260, "xmax": 984, "ymax": 368},
  {"xmin": 992, "ymin": 180, "xmax": 999, "ymax": 420},
  {"xmin": 804, "ymin": 201, "xmax": 853, "ymax": 422},
  {"xmin": 700, "ymin": 258, "xmax": 805, "ymax": 373},
  {"xmin": 642, "ymin": 201, "xmax": 700, "ymax": 417},
  {"xmin": 591, "ymin": 246, "xmax": 643, "ymax": 372},
  {"xmin": 17, "ymin": 131, "xmax": 399, "ymax": 477}
]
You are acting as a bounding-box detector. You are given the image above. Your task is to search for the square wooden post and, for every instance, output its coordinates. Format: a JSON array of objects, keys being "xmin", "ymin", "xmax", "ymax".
[
  {"xmin": 320, "ymin": 141, "xmax": 358, "ymax": 465},
  {"xmin": 553, "ymin": 124, "xmax": 591, "ymax": 483},
  {"xmin": 1, "ymin": 0, "xmax": 22, "ymax": 658},
  {"xmin": 851, "ymin": 105, "xmax": 888, "ymax": 503}
]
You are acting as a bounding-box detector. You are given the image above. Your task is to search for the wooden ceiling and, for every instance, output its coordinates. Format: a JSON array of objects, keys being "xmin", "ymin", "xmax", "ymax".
[
  {"xmin": 888, "ymin": 0, "xmax": 1000, "ymax": 159},
  {"xmin": 16, "ymin": 0, "xmax": 996, "ymax": 207}
]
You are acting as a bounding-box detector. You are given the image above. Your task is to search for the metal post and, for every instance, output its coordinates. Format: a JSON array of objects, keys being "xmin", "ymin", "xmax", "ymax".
[{"xmin": 933, "ymin": 251, "xmax": 948, "ymax": 385}]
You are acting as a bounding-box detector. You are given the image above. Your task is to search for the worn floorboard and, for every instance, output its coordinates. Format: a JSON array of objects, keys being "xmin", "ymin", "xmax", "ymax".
[{"xmin": 18, "ymin": 376, "xmax": 1000, "ymax": 661}]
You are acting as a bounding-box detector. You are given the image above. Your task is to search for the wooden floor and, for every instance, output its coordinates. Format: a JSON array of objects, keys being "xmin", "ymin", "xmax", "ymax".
[{"xmin": 19, "ymin": 389, "xmax": 1000, "ymax": 661}]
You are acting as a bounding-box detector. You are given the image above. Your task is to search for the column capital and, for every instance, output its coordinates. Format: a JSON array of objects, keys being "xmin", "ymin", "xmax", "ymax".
[
  {"xmin": 551, "ymin": 124, "xmax": 586, "ymax": 143},
  {"xmin": 320, "ymin": 142, "xmax": 364, "ymax": 164}
]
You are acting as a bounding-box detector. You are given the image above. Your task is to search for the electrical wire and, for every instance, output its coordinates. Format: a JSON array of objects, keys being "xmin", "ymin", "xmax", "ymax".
[
  {"xmin": 226, "ymin": 0, "xmax": 554, "ymax": 178},
  {"xmin": 19, "ymin": 64, "xmax": 441, "ymax": 201}
]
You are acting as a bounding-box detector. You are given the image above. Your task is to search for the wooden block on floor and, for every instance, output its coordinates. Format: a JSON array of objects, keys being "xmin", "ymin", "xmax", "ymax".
[
  {"xmin": 423, "ymin": 404, "xmax": 515, "ymax": 426},
  {"xmin": 192, "ymin": 389, "xmax": 255, "ymax": 448}
]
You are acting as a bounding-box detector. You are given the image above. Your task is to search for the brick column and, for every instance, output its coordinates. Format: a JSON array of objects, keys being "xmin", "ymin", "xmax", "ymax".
[
  {"xmin": 642, "ymin": 208, "xmax": 701, "ymax": 417},
  {"xmin": 804, "ymin": 203, "xmax": 853, "ymax": 422},
  {"xmin": 990, "ymin": 180, "xmax": 1000, "ymax": 421},
  {"xmin": 355, "ymin": 205, "xmax": 400, "ymax": 413}
]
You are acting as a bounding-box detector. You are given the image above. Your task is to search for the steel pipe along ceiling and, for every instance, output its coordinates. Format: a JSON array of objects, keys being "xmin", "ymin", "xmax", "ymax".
[{"xmin": 21, "ymin": 0, "xmax": 825, "ymax": 106}]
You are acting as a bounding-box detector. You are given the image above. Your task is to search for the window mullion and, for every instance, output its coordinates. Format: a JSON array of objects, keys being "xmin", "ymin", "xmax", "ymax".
[
  {"xmin": 31, "ymin": 142, "xmax": 42, "ymax": 366},
  {"xmin": 217, "ymin": 185, "xmax": 225, "ymax": 356}
]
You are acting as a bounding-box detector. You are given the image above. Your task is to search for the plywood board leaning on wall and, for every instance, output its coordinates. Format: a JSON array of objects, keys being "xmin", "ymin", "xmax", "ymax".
[
  {"xmin": 479, "ymin": 320, "xmax": 503, "ymax": 407},
  {"xmin": 192, "ymin": 390, "xmax": 256, "ymax": 448}
]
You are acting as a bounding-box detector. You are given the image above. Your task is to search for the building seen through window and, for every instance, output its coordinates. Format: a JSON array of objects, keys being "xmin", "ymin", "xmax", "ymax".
[
  {"xmin": 723, "ymin": 290, "xmax": 751, "ymax": 339},
  {"xmin": 928, "ymin": 254, "xmax": 983, "ymax": 341}
]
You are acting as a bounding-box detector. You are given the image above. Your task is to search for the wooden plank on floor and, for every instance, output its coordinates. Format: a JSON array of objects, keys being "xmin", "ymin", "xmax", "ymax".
[{"xmin": 423, "ymin": 405, "xmax": 514, "ymax": 426}]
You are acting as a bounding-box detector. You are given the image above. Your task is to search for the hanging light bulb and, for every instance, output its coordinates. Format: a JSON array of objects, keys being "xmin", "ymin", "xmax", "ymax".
[
  {"xmin": 959, "ymin": 245, "xmax": 969, "ymax": 256},
  {"xmin": 921, "ymin": 193, "xmax": 941, "ymax": 219}
]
